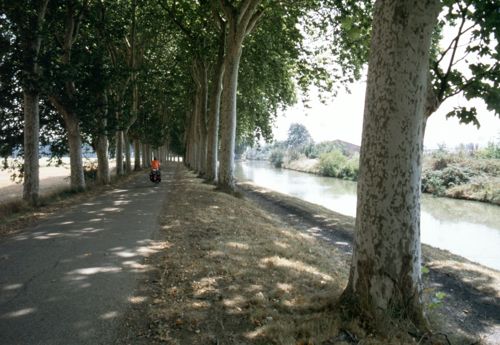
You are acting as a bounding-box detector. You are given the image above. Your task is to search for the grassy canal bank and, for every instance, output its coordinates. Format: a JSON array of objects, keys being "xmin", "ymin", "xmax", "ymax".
[
  {"xmin": 248, "ymin": 147, "xmax": 500, "ymax": 205},
  {"xmin": 119, "ymin": 164, "xmax": 500, "ymax": 345}
]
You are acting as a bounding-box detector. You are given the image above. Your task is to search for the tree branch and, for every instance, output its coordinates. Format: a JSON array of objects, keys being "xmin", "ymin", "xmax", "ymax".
[
  {"xmin": 157, "ymin": 0, "xmax": 195, "ymax": 42},
  {"xmin": 245, "ymin": 8, "xmax": 263, "ymax": 36},
  {"xmin": 437, "ymin": 5, "xmax": 468, "ymax": 101},
  {"xmin": 435, "ymin": 23, "xmax": 476, "ymax": 66},
  {"xmin": 217, "ymin": 0, "xmax": 235, "ymax": 21},
  {"xmin": 239, "ymin": 0, "xmax": 262, "ymax": 31},
  {"xmin": 72, "ymin": 0, "xmax": 88, "ymax": 45}
]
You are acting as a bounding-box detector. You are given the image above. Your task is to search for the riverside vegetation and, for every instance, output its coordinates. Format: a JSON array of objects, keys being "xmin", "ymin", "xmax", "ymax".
[{"xmin": 245, "ymin": 125, "xmax": 500, "ymax": 205}]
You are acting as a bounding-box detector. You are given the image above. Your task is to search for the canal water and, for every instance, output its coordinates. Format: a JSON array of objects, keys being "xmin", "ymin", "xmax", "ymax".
[{"xmin": 235, "ymin": 160, "xmax": 500, "ymax": 271}]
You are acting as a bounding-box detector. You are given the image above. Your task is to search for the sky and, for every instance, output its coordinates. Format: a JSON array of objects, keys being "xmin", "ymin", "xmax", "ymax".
[
  {"xmin": 272, "ymin": 81, "xmax": 500, "ymax": 150},
  {"xmin": 272, "ymin": 17, "xmax": 500, "ymax": 150}
]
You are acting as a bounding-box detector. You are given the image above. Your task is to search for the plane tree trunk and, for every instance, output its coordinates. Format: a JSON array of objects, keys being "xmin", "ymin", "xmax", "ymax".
[
  {"xmin": 96, "ymin": 94, "xmax": 110, "ymax": 185},
  {"xmin": 116, "ymin": 129, "xmax": 124, "ymax": 175},
  {"xmin": 20, "ymin": 0, "xmax": 50, "ymax": 206},
  {"xmin": 340, "ymin": 0, "xmax": 441, "ymax": 332},
  {"xmin": 206, "ymin": 24, "xmax": 225, "ymax": 183},
  {"xmin": 214, "ymin": 0, "xmax": 263, "ymax": 192},
  {"xmin": 23, "ymin": 92, "xmax": 41, "ymax": 205},
  {"xmin": 134, "ymin": 139, "xmax": 141, "ymax": 170}
]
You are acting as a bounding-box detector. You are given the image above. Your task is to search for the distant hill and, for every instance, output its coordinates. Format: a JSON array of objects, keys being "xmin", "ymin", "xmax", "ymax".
[{"xmin": 315, "ymin": 139, "xmax": 360, "ymax": 157}]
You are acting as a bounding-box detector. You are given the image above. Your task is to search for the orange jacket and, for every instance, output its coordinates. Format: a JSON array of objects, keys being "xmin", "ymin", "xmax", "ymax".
[{"xmin": 151, "ymin": 160, "xmax": 160, "ymax": 170}]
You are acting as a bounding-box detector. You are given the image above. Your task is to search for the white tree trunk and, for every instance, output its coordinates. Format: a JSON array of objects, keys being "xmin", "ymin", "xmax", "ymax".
[
  {"xmin": 96, "ymin": 132, "xmax": 110, "ymax": 185},
  {"xmin": 134, "ymin": 139, "xmax": 141, "ymax": 170},
  {"xmin": 206, "ymin": 48, "xmax": 225, "ymax": 183},
  {"xmin": 145, "ymin": 145, "xmax": 151, "ymax": 167},
  {"xmin": 116, "ymin": 130, "xmax": 124, "ymax": 175},
  {"xmin": 66, "ymin": 118, "xmax": 85, "ymax": 190},
  {"xmin": 49, "ymin": 96, "xmax": 85, "ymax": 191},
  {"xmin": 218, "ymin": 33, "xmax": 243, "ymax": 191},
  {"xmin": 194, "ymin": 61, "xmax": 208, "ymax": 176},
  {"xmin": 343, "ymin": 0, "xmax": 441, "ymax": 330},
  {"xmin": 23, "ymin": 92, "xmax": 40, "ymax": 205},
  {"xmin": 124, "ymin": 131, "xmax": 132, "ymax": 173},
  {"xmin": 141, "ymin": 142, "xmax": 147, "ymax": 168}
]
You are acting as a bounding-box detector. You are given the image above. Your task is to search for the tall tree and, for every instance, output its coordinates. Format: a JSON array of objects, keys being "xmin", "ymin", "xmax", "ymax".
[
  {"xmin": 206, "ymin": 13, "xmax": 226, "ymax": 182},
  {"xmin": 211, "ymin": 0, "xmax": 263, "ymax": 192},
  {"xmin": 286, "ymin": 123, "xmax": 313, "ymax": 149},
  {"xmin": 46, "ymin": 0, "xmax": 88, "ymax": 191},
  {"xmin": 340, "ymin": 0, "xmax": 441, "ymax": 332},
  {"xmin": 2, "ymin": 0, "xmax": 50, "ymax": 205}
]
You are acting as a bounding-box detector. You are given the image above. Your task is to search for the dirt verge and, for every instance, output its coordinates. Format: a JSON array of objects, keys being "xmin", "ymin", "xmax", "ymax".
[
  {"xmin": 121, "ymin": 164, "xmax": 499, "ymax": 345},
  {"xmin": 0, "ymin": 170, "xmax": 144, "ymax": 238}
]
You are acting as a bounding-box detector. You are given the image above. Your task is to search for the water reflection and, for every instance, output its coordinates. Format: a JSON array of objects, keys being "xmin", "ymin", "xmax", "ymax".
[{"xmin": 235, "ymin": 161, "xmax": 500, "ymax": 271}]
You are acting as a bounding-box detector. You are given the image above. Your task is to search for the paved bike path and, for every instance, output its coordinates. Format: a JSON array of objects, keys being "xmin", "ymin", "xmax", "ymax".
[{"xmin": 0, "ymin": 171, "xmax": 169, "ymax": 344}]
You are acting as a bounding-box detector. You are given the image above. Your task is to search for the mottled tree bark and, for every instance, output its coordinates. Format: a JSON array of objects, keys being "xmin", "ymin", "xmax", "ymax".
[
  {"xmin": 215, "ymin": 0, "xmax": 262, "ymax": 192},
  {"xmin": 124, "ymin": 132, "xmax": 132, "ymax": 173},
  {"xmin": 141, "ymin": 142, "xmax": 147, "ymax": 168},
  {"xmin": 198, "ymin": 63, "xmax": 208, "ymax": 176},
  {"xmin": 49, "ymin": 96, "xmax": 85, "ymax": 190},
  {"xmin": 96, "ymin": 94, "xmax": 110, "ymax": 185},
  {"xmin": 23, "ymin": 92, "xmax": 40, "ymax": 205},
  {"xmin": 48, "ymin": 2, "xmax": 87, "ymax": 191},
  {"xmin": 145, "ymin": 145, "xmax": 151, "ymax": 167},
  {"xmin": 65, "ymin": 114, "xmax": 85, "ymax": 190},
  {"xmin": 341, "ymin": 0, "xmax": 441, "ymax": 331},
  {"xmin": 134, "ymin": 139, "xmax": 141, "ymax": 170},
  {"xmin": 218, "ymin": 31, "xmax": 243, "ymax": 190},
  {"xmin": 21, "ymin": 0, "xmax": 49, "ymax": 205},
  {"xmin": 116, "ymin": 130, "xmax": 124, "ymax": 175},
  {"xmin": 96, "ymin": 130, "xmax": 110, "ymax": 185},
  {"xmin": 206, "ymin": 32, "xmax": 225, "ymax": 183}
]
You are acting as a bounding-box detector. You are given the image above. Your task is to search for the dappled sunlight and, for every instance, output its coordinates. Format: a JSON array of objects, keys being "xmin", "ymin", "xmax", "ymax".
[
  {"xmin": 207, "ymin": 250, "xmax": 225, "ymax": 258},
  {"xmin": 222, "ymin": 295, "xmax": 247, "ymax": 314},
  {"xmin": 122, "ymin": 260, "xmax": 152, "ymax": 272},
  {"xmin": 71, "ymin": 227, "xmax": 104, "ymax": 234},
  {"xmin": 429, "ymin": 259, "xmax": 500, "ymax": 298},
  {"xmin": 162, "ymin": 219, "xmax": 182, "ymax": 230},
  {"xmin": 226, "ymin": 241, "xmax": 249, "ymax": 250},
  {"xmin": 276, "ymin": 227, "xmax": 315, "ymax": 242},
  {"xmin": 128, "ymin": 296, "xmax": 147, "ymax": 304},
  {"xmin": 100, "ymin": 207, "xmax": 123, "ymax": 212},
  {"xmin": 67, "ymin": 266, "xmax": 122, "ymax": 276},
  {"xmin": 276, "ymin": 282, "xmax": 293, "ymax": 293},
  {"xmin": 245, "ymin": 284, "xmax": 263, "ymax": 293},
  {"xmin": 190, "ymin": 301, "xmax": 211, "ymax": 309},
  {"xmin": 99, "ymin": 311, "xmax": 119, "ymax": 320},
  {"xmin": 2, "ymin": 283, "xmax": 23, "ymax": 291},
  {"xmin": 273, "ymin": 240, "xmax": 289, "ymax": 249},
  {"xmin": 141, "ymin": 167, "xmax": 351, "ymax": 345},
  {"xmin": 113, "ymin": 199, "xmax": 131, "ymax": 206},
  {"xmin": 260, "ymin": 256, "xmax": 334, "ymax": 281},
  {"xmin": 0, "ymin": 172, "xmax": 174, "ymax": 344},
  {"xmin": 114, "ymin": 250, "xmax": 139, "ymax": 258},
  {"xmin": 1, "ymin": 308, "xmax": 37, "ymax": 319},
  {"xmin": 244, "ymin": 325, "xmax": 269, "ymax": 340},
  {"xmin": 192, "ymin": 277, "xmax": 220, "ymax": 298},
  {"xmin": 59, "ymin": 221, "xmax": 75, "ymax": 225}
]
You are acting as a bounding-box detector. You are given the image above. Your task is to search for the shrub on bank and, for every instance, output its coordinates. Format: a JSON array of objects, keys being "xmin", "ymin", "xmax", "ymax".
[
  {"xmin": 270, "ymin": 149, "xmax": 285, "ymax": 168},
  {"xmin": 421, "ymin": 165, "xmax": 475, "ymax": 195},
  {"xmin": 318, "ymin": 151, "xmax": 359, "ymax": 180}
]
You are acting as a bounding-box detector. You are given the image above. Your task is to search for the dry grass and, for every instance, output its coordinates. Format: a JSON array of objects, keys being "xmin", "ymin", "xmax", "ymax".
[
  {"xmin": 143, "ymin": 165, "xmax": 498, "ymax": 345},
  {"xmin": 151, "ymin": 168, "xmax": 348, "ymax": 345},
  {"xmin": 283, "ymin": 158, "xmax": 321, "ymax": 175},
  {"xmin": 0, "ymin": 169, "xmax": 141, "ymax": 237}
]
